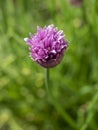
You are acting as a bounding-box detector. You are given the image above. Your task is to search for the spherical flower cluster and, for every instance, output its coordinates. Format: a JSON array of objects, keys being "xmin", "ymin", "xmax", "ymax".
[{"xmin": 24, "ymin": 24, "xmax": 68, "ymax": 68}]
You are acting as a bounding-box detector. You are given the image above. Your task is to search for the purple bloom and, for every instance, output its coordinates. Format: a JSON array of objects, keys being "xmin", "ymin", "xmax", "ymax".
[
  {"xmin": 69, "ymin": 0, "xmax": 83, "ymax": 7},
  {"xmin": 24, "ymin": 24, "xmax": 68, "ymax": 68}
]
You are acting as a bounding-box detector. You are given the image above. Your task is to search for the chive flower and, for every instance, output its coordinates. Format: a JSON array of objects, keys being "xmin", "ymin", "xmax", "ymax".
[
  {"xmin": 24, "ymin": 24, "xmax": 68, "ymax": 68},
  {"xmin": 69, "ymin": 0, "xmax": 83, "ymax": 7}
]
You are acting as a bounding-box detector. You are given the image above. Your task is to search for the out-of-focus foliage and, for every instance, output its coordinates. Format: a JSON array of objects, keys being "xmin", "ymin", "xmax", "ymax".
[{"xmin": 0, "ymin": 0, "xmax": 98, "ymax": 130}]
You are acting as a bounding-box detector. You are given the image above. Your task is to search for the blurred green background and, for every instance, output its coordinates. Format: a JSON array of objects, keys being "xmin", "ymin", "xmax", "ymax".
[{"xmin": 0, "ymin": 0, "xmax": 98, "ymax": 130}]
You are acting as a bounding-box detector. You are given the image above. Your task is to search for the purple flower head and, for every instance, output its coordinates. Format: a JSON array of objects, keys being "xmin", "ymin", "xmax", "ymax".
[
  {"xmin": 24, "ymin": 24, "xmax": 68, "ymax": 68},
  {"xmin": 69, "ymin": 0, "xmax": 83, "ymax": 7}
]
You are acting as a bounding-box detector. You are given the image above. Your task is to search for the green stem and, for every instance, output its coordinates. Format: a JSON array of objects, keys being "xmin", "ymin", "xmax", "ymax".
[
  {"xmin": 45, "ymin": 68, "xmax": 78, "ymax": 130},
  {"xmin": 80, "ymin": 90, "xmax": 98, "ymax": 130},
  {"xmin": 45, "ymin": 68, "xmax": 49, "ymax": 94},
  {"xmin": 0, "ymin": 0, "xmax": 8, "ymax": 32}
]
